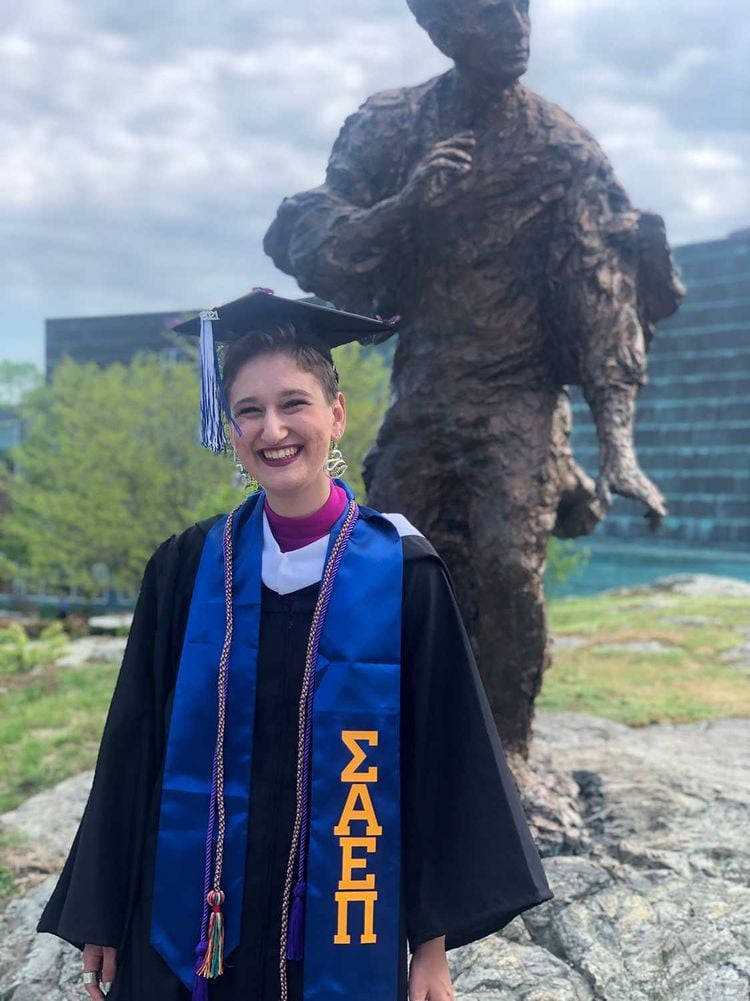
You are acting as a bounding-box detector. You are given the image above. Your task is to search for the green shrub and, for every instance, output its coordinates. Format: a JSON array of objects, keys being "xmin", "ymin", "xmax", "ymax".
[
  {"xmin": 546, "ymin": 536, "xmax": 590, "ymax": 587},
  {"xmin": 0, "ymin": 622, "xmax": 70, "ymax": 674}
]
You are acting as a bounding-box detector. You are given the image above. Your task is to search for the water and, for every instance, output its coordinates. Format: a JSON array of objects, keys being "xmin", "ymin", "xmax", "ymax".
[{"xmin": 545, "ymin": 541, "xmax": 750, "ymax": 598}]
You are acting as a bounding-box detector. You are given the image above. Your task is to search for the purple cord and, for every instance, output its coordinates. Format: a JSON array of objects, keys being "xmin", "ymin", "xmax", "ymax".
[{"xmin": 200, "ymin": 754, "xmax": 219, "ymax": 939}]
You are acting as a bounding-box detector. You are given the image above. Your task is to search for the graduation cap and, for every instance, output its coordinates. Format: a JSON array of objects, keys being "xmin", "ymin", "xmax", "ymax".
[{"xmin": 174, "ymin": 288, "xmax": 399, "ymax": 453}]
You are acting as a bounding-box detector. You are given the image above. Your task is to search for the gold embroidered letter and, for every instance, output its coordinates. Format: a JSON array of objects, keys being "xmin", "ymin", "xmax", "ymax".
[
  {"xmin": 333, "ymin": 784, "xmax": 382, "ymax": 837},
  {"xmin": 340, "ymin": 730, "xmax": 378, "ymax": 782},
  {"xmin": 333, "ymin": 890, "xmax": 378, "ymax": 944},
  {"xmin": 338, "ymin": 836, "xmax": 377, "ymax": 889}
]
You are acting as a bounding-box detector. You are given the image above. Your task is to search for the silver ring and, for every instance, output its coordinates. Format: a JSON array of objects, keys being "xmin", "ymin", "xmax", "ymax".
[
  {"xmin": 82, "ymin": 971, "xmax": 98, "ymax": 985},
  {"xmin": 102, "ymin": 984, "xmax": 113, "ymax": 993}
]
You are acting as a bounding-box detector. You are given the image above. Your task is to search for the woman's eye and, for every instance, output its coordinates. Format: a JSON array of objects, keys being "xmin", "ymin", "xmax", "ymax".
[{"xmin": 235, "ymin": 400, "xmax": 306, "ymax": 416}]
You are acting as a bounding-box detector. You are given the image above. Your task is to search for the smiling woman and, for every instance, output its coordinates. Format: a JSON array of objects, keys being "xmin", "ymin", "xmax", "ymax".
[
  {"xmin": 36, "ymin": 290, "xmax": 552, "ymax": 1001},
  {"xmin": 222, "ymin": 324, "xmax": 346, "ymax": 517}
]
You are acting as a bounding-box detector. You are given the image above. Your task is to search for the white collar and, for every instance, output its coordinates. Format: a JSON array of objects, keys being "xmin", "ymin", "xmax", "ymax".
[
  {"xmin": 261, "ymin": 509, "xmax": 423, "ymax": 596},
  {"xmin": 261, "ymin": 511, "xmax": 329, "ymax": 595}
]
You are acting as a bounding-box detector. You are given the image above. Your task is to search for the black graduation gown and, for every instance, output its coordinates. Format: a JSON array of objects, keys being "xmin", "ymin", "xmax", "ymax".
[{"xmin": 37, "ymin": 515, "xmax": 552, "ymax": 1000}]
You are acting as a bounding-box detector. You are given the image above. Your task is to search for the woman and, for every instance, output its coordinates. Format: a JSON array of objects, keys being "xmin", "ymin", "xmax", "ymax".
[{"xmin": 38, "ymin": 291, "xmax": 552, "ymax": 1001}]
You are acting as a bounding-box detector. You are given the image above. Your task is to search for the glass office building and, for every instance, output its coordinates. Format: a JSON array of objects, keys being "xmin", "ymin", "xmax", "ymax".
[{"xmin": 558, "ymin": 227, "xmax": 750, "ymax": 595}]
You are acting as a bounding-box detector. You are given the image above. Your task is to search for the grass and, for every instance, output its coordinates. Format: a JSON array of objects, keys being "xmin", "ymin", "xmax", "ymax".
[
  {"xmin": 0, "ymin": 661, "xmax": 117, "ymax": 813},
  {"xmin": 0, "ymin": 658, "xmax": 120, "ymax": 899},
  {"xmin": 0, "ymin": 590, "xmax": 748, "ymax": 819},
  {"xmin": 540, "ymin": 593, "xmax": 750, "ymax": 725}
]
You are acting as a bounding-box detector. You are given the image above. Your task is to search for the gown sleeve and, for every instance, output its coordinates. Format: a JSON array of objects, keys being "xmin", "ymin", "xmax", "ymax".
[
  {"xmin": 401, "ymin": 545, "xmax": 553, "ymax": 953},
  {"xmin": 36, "ymin": 549, "xmax": 165, "ymax": 949}
]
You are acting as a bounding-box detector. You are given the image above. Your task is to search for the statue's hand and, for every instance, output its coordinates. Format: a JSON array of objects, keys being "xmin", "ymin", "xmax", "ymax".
[
  {"xmin": 554, "ymin": 479, "xmax": 606, "ymax": 538},
  {"xmin": 402, "ymin": 131, "xmax": 475, "ymax": 209},
  {"xmin": 596, "ymin": 442, "xmax": 667, "ymax": 530}
]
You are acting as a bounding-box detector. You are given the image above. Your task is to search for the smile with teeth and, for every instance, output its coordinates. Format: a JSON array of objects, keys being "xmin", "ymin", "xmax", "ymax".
[{"xmin": 260, "ymin": 445, "xmax": 302, "ymax": 460}]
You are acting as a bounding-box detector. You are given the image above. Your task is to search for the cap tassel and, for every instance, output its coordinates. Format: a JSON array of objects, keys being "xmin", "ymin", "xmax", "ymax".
[
  {"xmin": 286, "ymin": 880, "xmax": 307, "ymax": 960},
  {"xmin": 199, "ymin": 310, "xmax": 226, "ymax": 452}
]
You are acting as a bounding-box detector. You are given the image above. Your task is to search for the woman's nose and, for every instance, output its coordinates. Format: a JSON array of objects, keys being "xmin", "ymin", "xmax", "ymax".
[{"xmin": 259, "ymin": 409, "xmax": 287, "ymax": 443}]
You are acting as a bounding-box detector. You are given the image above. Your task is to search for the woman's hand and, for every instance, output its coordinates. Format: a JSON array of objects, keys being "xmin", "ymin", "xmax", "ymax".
[
  {"xmin": 408, "ymin": 935, "xmax": 455, "ymax": 1001},
  {"xmin": 82, "ymin": 944, "xmax": 117, "ymax": 999}
]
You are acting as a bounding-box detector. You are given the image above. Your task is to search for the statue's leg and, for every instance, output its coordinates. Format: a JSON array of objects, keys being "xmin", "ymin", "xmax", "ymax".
[
  {"xmin": 365, "ymin": 391, "xmax": 567, "ymax": 757},
  {"xmin": 462, "ymin": 388, "xmax": 568, "ymax": 758}
]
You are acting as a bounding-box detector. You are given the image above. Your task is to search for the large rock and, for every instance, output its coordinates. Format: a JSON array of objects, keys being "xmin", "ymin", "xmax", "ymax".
[
  {"xmin": 56, "ymin": 636, "xmax": 127, "ymax": 668},
  {"xmin": 521, "ymin": 713, "xmax": 750, "ymax": 1000},
  {"xmin": 87, "ymin": 614, "xmax": 133, "ymax": 634},
  {"xmin": 0, "ymin": 772, "xmax": 93, "ymax": 864},
  {"xmin": 605, "ymin": 573, "xmax": 750, "ymax": 599},
  {"xmin": 2, "ymin": 713, "xmax": 749, "ymax": 1000},
  {"xmin": 0, "ymin": 877, "xmax": 82, "ymax": 1001}
]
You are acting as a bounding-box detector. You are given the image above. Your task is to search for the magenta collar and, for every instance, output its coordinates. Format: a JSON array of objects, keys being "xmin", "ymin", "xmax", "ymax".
[{"xmin": 264, "ymin": 481, "xmax": 348, "ymax": 552}]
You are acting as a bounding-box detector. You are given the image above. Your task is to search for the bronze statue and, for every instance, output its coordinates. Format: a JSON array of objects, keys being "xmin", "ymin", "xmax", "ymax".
[{"xmin": 264, "ymin": 0, "xmax": 684, "ymax": 758}]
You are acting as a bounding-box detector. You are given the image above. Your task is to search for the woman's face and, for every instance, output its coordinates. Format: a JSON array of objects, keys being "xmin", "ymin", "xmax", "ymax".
[{"xmin": 228, "ymin": 351, "xmax": 346, "ymax": 507}]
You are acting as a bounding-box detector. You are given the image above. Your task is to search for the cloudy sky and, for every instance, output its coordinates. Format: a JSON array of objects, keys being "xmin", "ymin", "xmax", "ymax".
[{"xmin": 2, "ymin": 0, "xmax": 748, "ymax": 369}]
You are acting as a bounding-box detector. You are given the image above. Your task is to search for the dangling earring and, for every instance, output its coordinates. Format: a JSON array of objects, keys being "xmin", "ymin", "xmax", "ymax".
[
  {"xmin": 325, "ymin": 435, "xmax": 348, "ymax": 478},
  {"xmin": 231, "ymin": 447, "xmax": 260, "ymax": 493}
]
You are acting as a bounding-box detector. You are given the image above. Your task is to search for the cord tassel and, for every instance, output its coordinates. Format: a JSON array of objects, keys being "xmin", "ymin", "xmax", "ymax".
[
  {"xmin": 286, "ymin": 881, "xmax": 307, "ymax": 960},
  {"xmin": 197, "ymin": 890, "xmax": 226, "ymax": 979},
  {"xmin": 191, "ymin": 941, "xmax": 209, "ymax": 1001},
  {"xmin": 199, "ymin": 310, "xmax": 226, "ymax": 452}
]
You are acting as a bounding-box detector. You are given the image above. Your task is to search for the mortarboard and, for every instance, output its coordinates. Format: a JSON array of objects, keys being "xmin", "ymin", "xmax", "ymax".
[{"xmin": 174, "ymin": 288, "xmax": 399, "ymax": 453}]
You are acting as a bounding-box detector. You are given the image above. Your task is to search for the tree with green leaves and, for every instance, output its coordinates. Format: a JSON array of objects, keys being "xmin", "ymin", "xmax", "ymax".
[
  {"xmin": 333, "ymin": 341, "xmax": 390, "ymax": 501},
  {"xmin": 0, "ymin": 361, "xmax": 42, "ymax": 405},
  {"xmin": 0, "ymin": 357, "xmax": 240, "ymax": 596},
  {"xmin": 0, "ymin": 345, "xmax": 392, "ymax": 597}
]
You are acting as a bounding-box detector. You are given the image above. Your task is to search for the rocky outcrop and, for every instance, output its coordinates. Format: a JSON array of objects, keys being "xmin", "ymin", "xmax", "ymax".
[
  {"xmin": 0, "ymin": 773, "xmax": 95, "ymax": 1000},
  {"xmin": 3, "ymin": 712, "xmax": 747, "ymax": 1000},
  {"xmin": 513, "ymin": 713, "xmax": 750, "ymax": 1001},
  {"xmin": 603, "ymin": 573, "xmax": 750, "ymax": 599},
  {"xmin": 0, "ymin": 877, "xmax": 82, "ymax": 1001},
  {"xmin": 0, "ymin": 772, "xmax": 93, "ymax": 863},
  {"xmin": 56, "ymin": 636, "xmax": 127, "ymax": 668}
]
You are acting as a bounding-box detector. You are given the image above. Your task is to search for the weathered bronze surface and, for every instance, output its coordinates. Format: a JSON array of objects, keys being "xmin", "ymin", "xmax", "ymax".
[{"xmin": 264, "ymin": 0, "xmax": 684, "ymax": 756}]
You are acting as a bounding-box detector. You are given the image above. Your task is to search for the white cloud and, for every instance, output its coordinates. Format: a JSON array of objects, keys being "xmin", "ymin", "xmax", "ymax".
[{"xmin": 0, "ymin": 0, "xmax": 747, "ymax": 365}]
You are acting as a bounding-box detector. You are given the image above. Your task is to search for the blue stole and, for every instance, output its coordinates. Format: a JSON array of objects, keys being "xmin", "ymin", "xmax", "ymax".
[{"xmin": 150, "ymin": 479, "xmax": 403, "ymax": 1000}]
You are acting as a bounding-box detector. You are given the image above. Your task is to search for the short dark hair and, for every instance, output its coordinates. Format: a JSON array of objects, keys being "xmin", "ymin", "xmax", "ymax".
[{"xmin": 221, "ymin": 322, "xmax": 339, "ymax": 404}]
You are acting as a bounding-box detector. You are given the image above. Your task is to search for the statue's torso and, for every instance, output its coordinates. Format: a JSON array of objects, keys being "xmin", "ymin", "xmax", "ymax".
[{"xmin": 353, "ymin": 74, "xmax": 604, "ymax": 396}]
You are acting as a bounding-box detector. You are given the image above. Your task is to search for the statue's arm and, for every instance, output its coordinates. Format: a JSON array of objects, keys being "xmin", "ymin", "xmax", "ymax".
[
  {"xmin": 264, "ymin": 185, "xmax": 410, "ymax": 313},
  {"xmin": 553, "ymin": 190, "xmax": 646, "ymax": 442},
  {"xmin": 264, "ymin": 89, "xmax": 475, "ymax": 316},
  {"xmin": 263, "ymin": 95, "xmax": 412, "ymax": 316},
  {"xmin": 548, "ymin": 167, "xmax": 683, "ymax": 521}
]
